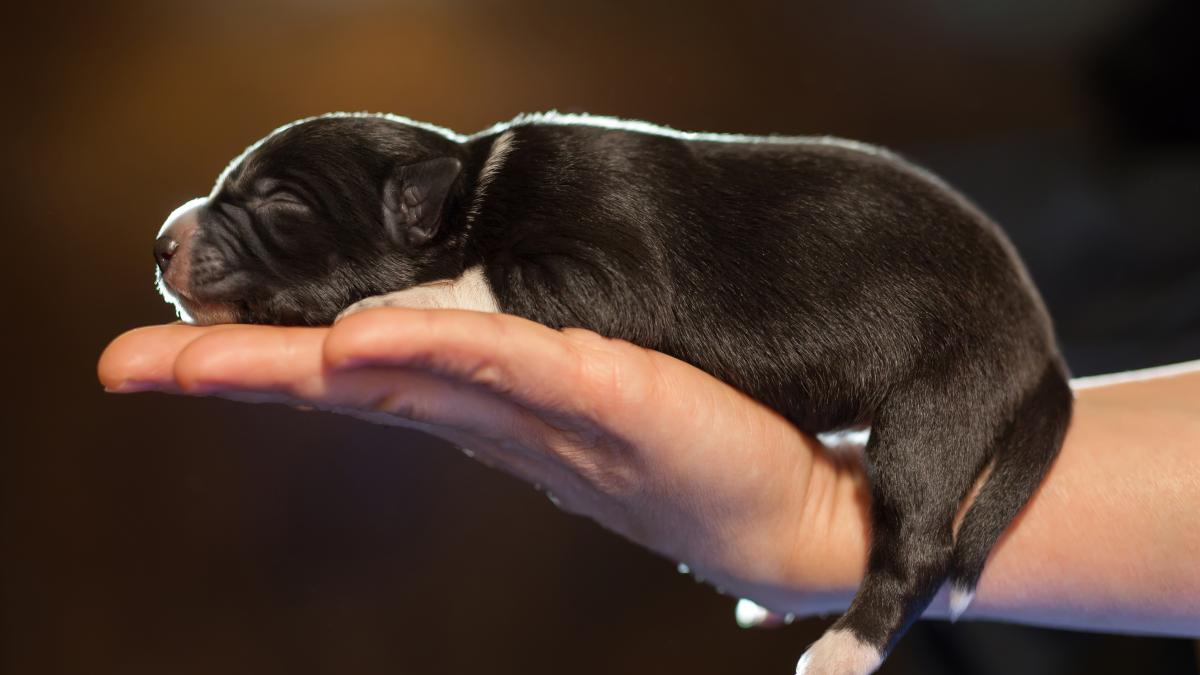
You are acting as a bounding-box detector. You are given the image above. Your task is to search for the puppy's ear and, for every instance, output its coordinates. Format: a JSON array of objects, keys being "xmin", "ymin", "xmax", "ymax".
[{"xmin": 382, "ymin": 156, "xmax": 462, "ymax": 246}]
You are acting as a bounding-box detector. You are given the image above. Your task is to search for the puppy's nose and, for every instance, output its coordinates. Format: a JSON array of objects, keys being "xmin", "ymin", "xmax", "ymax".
[
  {"xmin": 155, "ymin": 197, "xmax": 205, "ymax": 277},
  {"xmin": 154, "ymin": 235, "xmax": 179, "ymax": 272}
]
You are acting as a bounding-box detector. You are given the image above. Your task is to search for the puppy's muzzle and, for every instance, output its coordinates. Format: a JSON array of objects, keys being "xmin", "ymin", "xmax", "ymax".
[{"xmin": 155, "ymin": 197, "xmax": 204, "ymax": 295}]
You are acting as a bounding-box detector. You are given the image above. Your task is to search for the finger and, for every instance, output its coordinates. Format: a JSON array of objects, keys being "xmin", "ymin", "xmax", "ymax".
[
  {"xmin": 98, "ymin": 323, "xmax": 232, "ymax": 392},
  {"xmin": 104, "ymin": 324, "xmax": 579, "ymax": 489},
  {"xmin": 324, "ymin": 309, "xmax": 605, "ymax": 428},
  {"xmin": 154, "ymin": 325, "xmax": 577, "ymax": 489},
  {"xmin": 171, "ymin": 325, "xmax": 563, "ymax": 455},
  {"xmin": 101, "ymin": 324, "xmax": 605, "ymax": 511},
  {"xmin": 170, "ymin": 325, "xmax": 329, "ymax": 394}
]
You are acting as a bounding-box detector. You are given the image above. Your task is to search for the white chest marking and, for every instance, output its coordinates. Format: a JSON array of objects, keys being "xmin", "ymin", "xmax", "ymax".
[{"xmin": 336, "ymin": 266, "xmax": 500, "ymax": 322}]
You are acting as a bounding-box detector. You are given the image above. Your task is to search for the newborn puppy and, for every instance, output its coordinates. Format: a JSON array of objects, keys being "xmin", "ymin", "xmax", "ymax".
[{"xmin": 155, "ymin": 112, "xmax": 1071, "ymax": 675}]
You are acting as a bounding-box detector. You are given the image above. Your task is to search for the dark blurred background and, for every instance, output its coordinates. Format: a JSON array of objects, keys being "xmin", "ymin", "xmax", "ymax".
[{"xmin": 5, "ymin": 0, "xmax": 1198, "ymax": 673}]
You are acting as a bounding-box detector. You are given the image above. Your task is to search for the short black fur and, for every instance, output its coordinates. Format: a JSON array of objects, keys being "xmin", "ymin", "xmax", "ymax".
[{"xmin": 168, "ymin": 112, "xmax": 1072, "ymax": 669}]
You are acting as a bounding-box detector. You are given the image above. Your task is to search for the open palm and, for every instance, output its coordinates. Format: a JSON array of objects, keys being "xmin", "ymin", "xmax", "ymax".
[{"xmin": 98, "ymin": 308, "xmax": 871, "ymax": 618}]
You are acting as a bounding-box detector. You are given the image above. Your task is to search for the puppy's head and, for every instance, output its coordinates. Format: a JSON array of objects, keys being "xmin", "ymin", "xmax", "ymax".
[{"xmin": 155, "ymin": 114, "xmax": 467, "ymax": 325}]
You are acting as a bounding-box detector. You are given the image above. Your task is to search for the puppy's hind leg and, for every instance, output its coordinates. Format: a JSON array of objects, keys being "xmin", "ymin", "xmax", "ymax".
[
  {"xmin": 335, "ymin": 266, "xmax": 499, "ymax": 321},
  {"xmin": 796, "ymin": 368, "xmax": 1009, "ymax": 675}
]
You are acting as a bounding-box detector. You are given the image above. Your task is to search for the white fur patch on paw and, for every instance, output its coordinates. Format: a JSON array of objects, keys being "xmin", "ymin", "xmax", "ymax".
[
  {"xmin": 948, "ymin": 584, "xmax": 975, "ymax": 622},
  {"xmin": 795, "ymin": 629, "xmax": 882, "ymax": 675}
]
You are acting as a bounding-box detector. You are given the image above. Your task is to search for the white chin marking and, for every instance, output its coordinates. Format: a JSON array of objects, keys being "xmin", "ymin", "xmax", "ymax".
[
  {"xmin": 948, "ymin": 585, "xmax": 975, "ymax": 622},
  {"xmin": 336, "ymin": 266, "xmax": 500, "ymax": 321},
  {"xmin": 795, "ymin": 629, "xmax": 882, "ymax": 675}
]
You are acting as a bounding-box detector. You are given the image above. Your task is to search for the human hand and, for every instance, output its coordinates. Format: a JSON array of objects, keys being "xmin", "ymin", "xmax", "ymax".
[{"xmin": 97, "ymin": 309, "xmax": 873, "ymax": 618}]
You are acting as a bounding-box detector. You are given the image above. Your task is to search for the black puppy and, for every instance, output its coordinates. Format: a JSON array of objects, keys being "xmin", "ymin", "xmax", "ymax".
[{"xmin": 154, "ymin": 112, "xmax": 1071, "ymax": 674}]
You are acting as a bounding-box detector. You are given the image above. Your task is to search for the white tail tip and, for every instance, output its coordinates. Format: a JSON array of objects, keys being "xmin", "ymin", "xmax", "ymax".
[{"xmin": 948, "ymin": 585, "xmax": 975, "ymax": 622}]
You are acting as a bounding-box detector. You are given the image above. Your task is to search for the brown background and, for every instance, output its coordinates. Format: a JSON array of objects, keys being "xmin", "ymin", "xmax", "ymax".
[{"xmin": 6, "ymin": 1, "xmax": 1199, "ymax": 673}]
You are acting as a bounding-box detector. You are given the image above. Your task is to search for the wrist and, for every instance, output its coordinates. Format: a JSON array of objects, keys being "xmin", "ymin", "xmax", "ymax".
[{"xmin": 728, "ymin": 441, "xmax": 870, "ymax": 618}]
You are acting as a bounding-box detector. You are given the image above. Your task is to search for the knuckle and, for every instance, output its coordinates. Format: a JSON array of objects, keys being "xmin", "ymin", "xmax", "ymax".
[
  {"xmin": 564, "ymin": 331, "xmax": 660, "ymax": 418},
  {"xmin": 324, "ymin": 315, "xmax": 382, "ymax": 365},
  {"xmin": 172, "ymin": 332, "xmax": 232, "ymax": 389}
]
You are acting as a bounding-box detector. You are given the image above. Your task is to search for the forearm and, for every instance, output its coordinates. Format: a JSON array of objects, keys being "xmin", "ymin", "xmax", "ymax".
[
  {"xmin": 967, "ymin": 365, "xmax": 1200, "ymax": 635},
  {"xmin": 776, "ymin": 363, "xmax": 1200, "ymax": 636}
]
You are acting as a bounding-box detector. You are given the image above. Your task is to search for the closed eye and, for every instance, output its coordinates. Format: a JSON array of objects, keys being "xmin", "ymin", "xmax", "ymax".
[
  {"xmin": 266, "ymin": 189, "xmax": 307, "ymax": 207},
  {"xmin": 253, "ymin": 177, "xmax": 313, "ymax": 210},
  {"xmin": 262, "ymin": 190, "xmax": 309, "ymax": 211}
]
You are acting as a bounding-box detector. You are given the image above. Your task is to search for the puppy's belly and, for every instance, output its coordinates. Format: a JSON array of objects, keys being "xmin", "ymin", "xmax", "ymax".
[{"xmin": 336, "ymin": 266, "xmax": 499, "ymax": 320}]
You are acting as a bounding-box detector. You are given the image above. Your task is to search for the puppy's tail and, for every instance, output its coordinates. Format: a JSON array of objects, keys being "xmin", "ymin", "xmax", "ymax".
[{"xmin": 948, "ymin": 363, "xmax": 1072, "ymax": 619}]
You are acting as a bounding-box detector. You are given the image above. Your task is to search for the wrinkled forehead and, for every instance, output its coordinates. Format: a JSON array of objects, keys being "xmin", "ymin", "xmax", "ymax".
[{"xmin": 210, "ymin": 119, "xmax": 392, "ymax": 197}]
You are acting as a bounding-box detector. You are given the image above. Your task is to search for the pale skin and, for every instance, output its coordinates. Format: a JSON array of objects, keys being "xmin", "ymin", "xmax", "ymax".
[{"xmin": 97, "ymin": 309, "xmax": 1200, "ymax": 637}]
